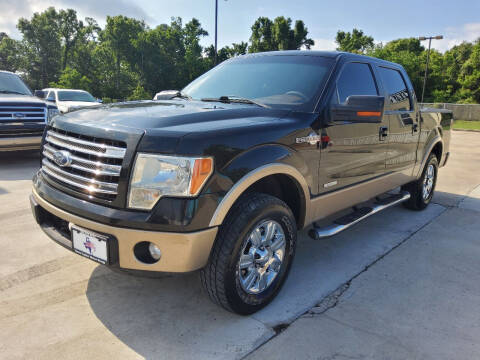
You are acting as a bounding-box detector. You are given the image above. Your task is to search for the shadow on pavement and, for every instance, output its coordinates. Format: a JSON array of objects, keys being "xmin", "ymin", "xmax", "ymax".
[
  {"xmin": 0, "ymin": 151, "xmax": 40, "ymax": 181},
  {"xmin": 85, "ymin": 268, "xmax": 269, "ymax": 359},
  {"xmin": 84, "ymin": 198, "xmax": 454, "ymax": 359}
]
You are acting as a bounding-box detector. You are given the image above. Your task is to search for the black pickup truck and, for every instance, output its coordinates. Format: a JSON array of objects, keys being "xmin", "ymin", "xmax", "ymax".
[
  {"xmin": 0, "ymin": 71, "xmax": 59, "ymax": 151},
  {"xmin": 30, "ymin": 51, "xmax": 452, "ymax": 314}
]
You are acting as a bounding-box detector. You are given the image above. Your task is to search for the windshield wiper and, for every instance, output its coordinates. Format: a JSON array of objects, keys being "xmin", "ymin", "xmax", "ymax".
[
  {"xmin": 0, "ymin": 90, "xmax": 28, "ymax": 95},
  {"xmin": 173, "ymin": 91, "xmax": 192, "ymax": 101},
  {"xmin": 201, "ymin": 95, "xmax": 270, "ymax": 108}
]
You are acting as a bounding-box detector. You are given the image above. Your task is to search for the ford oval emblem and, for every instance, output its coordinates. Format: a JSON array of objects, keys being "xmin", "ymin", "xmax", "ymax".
[
  {"xmin": 52, "ymin": 150, "xmax": 72, "ymax": 167},
  {"xmin": 12, "ymin": 112, "xmax": 26, "ymax": 119}
]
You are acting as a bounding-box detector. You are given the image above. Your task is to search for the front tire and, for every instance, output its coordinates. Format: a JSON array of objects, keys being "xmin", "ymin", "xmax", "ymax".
[
  {"xmin": 200, "ymin": 192, "xmax": 297, "ymax": 315},
  {"xmin": 402, "ymin": 153, "xmax": 438, "ymax": 210}
]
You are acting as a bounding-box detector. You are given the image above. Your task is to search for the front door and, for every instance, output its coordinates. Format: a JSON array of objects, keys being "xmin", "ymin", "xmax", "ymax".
[{"xmin": 318, "ymin": 61, "xmax": 388, "ymax": 194}]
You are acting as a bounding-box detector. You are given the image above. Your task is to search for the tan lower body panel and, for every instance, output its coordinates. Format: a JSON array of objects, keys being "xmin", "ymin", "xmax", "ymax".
[
  {"xmin": 305, "ymin": 170, "xmax": 413, "ymax": 226},
  {"xmin": 33, "ymin": 189, "xmax": 218, "ymax": 273},
  {"xmin": 0, "ymin": 136, "xmax": 42, "ymax": 151}
]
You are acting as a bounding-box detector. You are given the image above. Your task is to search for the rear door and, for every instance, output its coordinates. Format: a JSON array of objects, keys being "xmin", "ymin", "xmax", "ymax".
[
  {"xmin": 376, "ymin": 66, "xmax": 420, "ymax": 176},
  {"xmin": 318, "ymin": 61, "xmax": 389, "ymax": 194}
]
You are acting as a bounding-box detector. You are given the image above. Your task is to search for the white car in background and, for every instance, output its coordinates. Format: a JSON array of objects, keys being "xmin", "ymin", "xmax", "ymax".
[{"xmin": 42, "ymin": 88, "xmax": 101, "ymax": 113}]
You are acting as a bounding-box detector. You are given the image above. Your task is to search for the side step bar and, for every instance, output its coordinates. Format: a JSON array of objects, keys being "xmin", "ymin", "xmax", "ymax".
[{"xmin": 308, "ymin": 191, "xmax": 411, "ymax": 240}]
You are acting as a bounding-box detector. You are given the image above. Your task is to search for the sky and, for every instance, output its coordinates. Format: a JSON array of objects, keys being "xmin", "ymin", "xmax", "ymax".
[{"xmin": 0, "ymin": 0, "xmax": 479, "ymax": 52}]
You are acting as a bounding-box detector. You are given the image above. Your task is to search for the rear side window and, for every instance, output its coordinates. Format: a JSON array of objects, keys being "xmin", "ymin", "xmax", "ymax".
[
  {"xmin": 378, "ymin": 67, "xmax": 412, "ymax": 111},
  {"xmin": 336, "ymin": 62, "xmax": 378, "ymax": 103}
]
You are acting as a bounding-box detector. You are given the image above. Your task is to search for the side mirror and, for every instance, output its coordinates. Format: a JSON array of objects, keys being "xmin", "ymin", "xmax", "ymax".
[
  {"xmin": 34, "ymin": 90, "xmax": 45, "ymax": 99},
  {"xmin": 96, "ymin": 98, "xmax": 103, "ymax": 103},
  {"xmin": 154, "ymin": 90, "xmax": 179, "ymax": 100},
  {"xmin": 330, "ymin": 95, "xmax": 385, "ymax": 123}
]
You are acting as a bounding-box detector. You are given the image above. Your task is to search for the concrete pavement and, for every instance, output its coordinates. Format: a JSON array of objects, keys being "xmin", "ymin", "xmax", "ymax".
[
  {"xmin": 0, "ymin": 131, "xmax": 479, "ymax": 359},
  {"xmin": 248, "ymin": 132, "xmax": 480, "ymax": 359}
]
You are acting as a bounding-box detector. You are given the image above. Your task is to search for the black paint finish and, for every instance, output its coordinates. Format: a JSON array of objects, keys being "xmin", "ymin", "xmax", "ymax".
[{"xmin": 32, "ymin": 51, "xmax": 451, "ymax": 232}]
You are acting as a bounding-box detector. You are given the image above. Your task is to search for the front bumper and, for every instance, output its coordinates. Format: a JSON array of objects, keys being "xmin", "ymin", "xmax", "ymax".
[
  {"xmin": 0, "ymin": 136, "xmax": 42, "ymax": 151},
  {"xmin": 31, "ymin": 188, "xmax": 218, "ymax": 273}
]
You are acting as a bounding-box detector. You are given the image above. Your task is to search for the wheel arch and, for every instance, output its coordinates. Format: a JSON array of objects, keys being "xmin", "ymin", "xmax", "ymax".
[
  {"xmin": 208, "ymin": 164, "xmax": 310, "ymax": 229},
  {"xmin": 415, "ymin": 137, "xmax": 443, "ymax": 178}
]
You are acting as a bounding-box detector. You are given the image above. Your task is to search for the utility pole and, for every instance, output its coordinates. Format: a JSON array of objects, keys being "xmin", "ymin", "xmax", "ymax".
[
  {"xmin": 419, "ymin": 35, "xmax": 443, "ymax": 103},
  {"xmin": 214, "ymin": 0, "xmax": 218, "ymax": 65}
]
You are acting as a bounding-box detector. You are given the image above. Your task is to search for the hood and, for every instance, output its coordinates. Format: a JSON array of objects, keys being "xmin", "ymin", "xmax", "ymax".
[
  {"xmin": 0, "ymin": 94, "xmax": 48, "ymax": 106},
  {"xmin": 52, "ymin": 100, "xmax": 291, "ymax": 133},
  {"xmin": 57, "ymin": 101, "xmax": 100, "ymax": 111},
  {"xmin": 50, "ymin": 99, "xmax": 308, "ymax": 156}
]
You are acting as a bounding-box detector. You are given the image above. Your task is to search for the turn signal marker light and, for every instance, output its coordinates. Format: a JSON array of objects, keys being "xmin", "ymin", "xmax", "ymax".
[
  {"xmin": 357, "ymin": 111, "xmax": 381, "ymax": 117},
  {"xmin": 190, "ymin": 158, "xmax": 213, "ymax": 195}
]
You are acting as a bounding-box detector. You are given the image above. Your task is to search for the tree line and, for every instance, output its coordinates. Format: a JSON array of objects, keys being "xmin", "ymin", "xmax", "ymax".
[
  {"xmin": 0, "ymin": 8, "xmax": 478, "ymax": 104},
  {"xmin": 0, "ymin": 8, "xmax": 313, "ymax": 102}
]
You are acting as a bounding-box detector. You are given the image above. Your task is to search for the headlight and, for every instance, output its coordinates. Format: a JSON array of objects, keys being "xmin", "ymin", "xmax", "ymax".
[
  {"xmin": 128, "ymin": 153, "xmax": 214, "ymax": 210},
  {"xmin": 47, "ymin": 108, "xmax": 60, "ymax": 123}
]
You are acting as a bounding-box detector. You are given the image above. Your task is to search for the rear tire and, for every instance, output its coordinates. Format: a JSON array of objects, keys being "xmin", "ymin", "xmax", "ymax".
[
  {"xmin": 402, "ymin": 153, "xmax": 438, "ymax": 210},
  {"xmin": 200, "ymin": 192, "xmax": 297, "ymax": 315}
]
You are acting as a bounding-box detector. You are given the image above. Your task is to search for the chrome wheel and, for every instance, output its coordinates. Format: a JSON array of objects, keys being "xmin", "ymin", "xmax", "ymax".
[
  {"xmin": 238, "ymin": 220, "xmax": 286, "ymax": 294},
  {"xmin": 423, "ymin": 164, "xmax": 435, "ymax": 200}
]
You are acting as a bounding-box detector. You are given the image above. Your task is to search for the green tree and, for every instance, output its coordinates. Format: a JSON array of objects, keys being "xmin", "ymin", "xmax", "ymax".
[
  {"xmin": 335, "ymin": 28, "xmax": 374, "ymax": 54},
  {"xmin": 249, "ymin": 17, "xmax": 275, "ymax": 52},
  {"xmin": 100, "ymin": 15, "xmax": 146, "ymax": 97},
  {"xmin": 457, "ymin": 40, "xmax": 480, "ymax": 103},
  {"xmin": 58, "ymin": 9, "xmax": 83, "ymax": 70},
  {"xmin": 204, "ymin": 41, "xmax": 249, "ymax": 67},
  {"xmin": 183, "ymin": 18, "xmax": 209, "ymax": 83},
  {"xmin": 0, "ymin": 34, "xmax": 22, "ymax": 72},
  {"xmin": 127, "ymin": 83, "xmax": 151, "ymax": 100},
  {"xmin": 49, "ymin": 66, "xmax": 92, "ymax": 92},
  {"xmin": 368, "ymin": 38, "xmax": 425, "ymax": 98},
  {"xmin": 17, "ymin": 7, "xmax": 62, "ymax": 88},
  {"xmin": 68, "ymin": 18, "xmax": 101, "ymax": 95},
  {"xmin": 249, "ymin": 16, "xmax": 314, "ymax": 53}
]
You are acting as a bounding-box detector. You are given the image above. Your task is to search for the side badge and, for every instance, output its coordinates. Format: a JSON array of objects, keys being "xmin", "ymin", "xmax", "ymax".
[{"xmin": 296, "ymin": 132, "xmax": 321, "ymax": 145}]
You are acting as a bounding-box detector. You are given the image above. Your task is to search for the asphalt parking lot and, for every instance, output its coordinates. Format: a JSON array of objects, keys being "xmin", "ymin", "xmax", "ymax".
[{"xmin": 1, "ymin": 131, "xmax": 479, "ymax": 360}]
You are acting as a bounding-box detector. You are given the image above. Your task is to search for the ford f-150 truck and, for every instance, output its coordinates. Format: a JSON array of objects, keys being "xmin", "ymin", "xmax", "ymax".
[
  {"xmin": 0, "ymin": 71, "xmax": 59, "ymax": 151},
  {"xmin": 30, "ymin": 51, "xmax": 452, "ymax": 314}
]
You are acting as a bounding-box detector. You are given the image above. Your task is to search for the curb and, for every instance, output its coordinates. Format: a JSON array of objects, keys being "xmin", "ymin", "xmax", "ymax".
[{"xmin": 452, "ymin": 129, "xmax": 480, "ymax": 133}]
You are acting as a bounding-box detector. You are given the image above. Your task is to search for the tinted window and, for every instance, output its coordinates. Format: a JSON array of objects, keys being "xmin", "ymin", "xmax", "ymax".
[
  {"xmin": 0, "ymin": 72, "xmax": 32, "ymax": 95},
  {"xmin": 57, "ymin": 90, "xmax": 96, "ymax": 102},
  {"xmin": 336, "ymin": 63, "xmax": 378, "ymax": 103},
  {"xmin": 378, "ymin": 67, "xmax": 411, "ymax": 110},
  {"xmin": 183, "ymin": 55, "xmax": 334, "ymax": 111}
]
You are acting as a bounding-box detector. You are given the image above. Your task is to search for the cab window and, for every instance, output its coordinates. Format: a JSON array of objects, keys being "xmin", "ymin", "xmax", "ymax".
[
  {"xmin": 378, "ymin": 67, "xmax": 412, "ymax": 111},
  {"xmin": 335, "ymin": 62, "xmax": 378, "ymax": 104}
]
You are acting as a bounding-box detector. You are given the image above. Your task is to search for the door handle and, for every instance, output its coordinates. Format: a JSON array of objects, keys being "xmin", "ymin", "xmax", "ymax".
[{"xmin": 379, "ymin": 126, "xmax": 388, "ymax": 141}]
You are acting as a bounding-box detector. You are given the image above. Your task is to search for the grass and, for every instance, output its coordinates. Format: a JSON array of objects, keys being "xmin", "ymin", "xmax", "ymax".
[{"xmin": 453, "ymin": 120, "xmax": 480, "ymax": 131}]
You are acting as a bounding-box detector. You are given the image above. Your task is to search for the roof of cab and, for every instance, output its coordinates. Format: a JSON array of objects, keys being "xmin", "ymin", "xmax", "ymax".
[{"xmin": 240, "ymin": 50, "xmax": 404, "ymax": 69}]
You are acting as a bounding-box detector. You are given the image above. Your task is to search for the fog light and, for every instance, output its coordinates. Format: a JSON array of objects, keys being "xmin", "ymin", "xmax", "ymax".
[
  {"xmin": 148, "ymin": 243, "xmax": 162, "ymax": 260},
  {"xmin": 134, "ymin": 241, "xmax": 161, "ymax": 264}
]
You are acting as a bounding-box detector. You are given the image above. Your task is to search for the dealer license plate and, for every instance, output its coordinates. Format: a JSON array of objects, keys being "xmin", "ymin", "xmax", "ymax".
[{"xmin": 71, "ymin": 224, "xmax": 108, "ymax": 264}]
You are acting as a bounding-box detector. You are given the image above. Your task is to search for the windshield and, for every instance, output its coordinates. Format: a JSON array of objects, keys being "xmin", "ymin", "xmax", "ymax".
[
  {"xmin": 182, "ymin": 55, "xmax": 334, "ymax": 111},
  {"xmin": 57, "ymin": 90, "xmax": 96, "ymax": 102},
  {"xmin": 0, "ymin": 72, "xmax": 32, "ymax": 95}
]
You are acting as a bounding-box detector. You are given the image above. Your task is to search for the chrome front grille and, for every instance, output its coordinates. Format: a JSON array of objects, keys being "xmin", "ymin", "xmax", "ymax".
[
  {"xmin": 0, "ymin": 105, "xmax": 46, "ymax": 123},
  {"xmin": 41, "ymin": 128, "xmax": 127, "ymax": 200}
]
